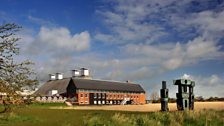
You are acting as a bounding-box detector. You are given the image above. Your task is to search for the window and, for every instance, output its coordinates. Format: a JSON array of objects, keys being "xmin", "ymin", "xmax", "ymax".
[
  {"xmin": 85, "ymin": 94, "xmax": 88, "ymax": 98},
  {"xmin": 98, "ymin": 101, "xmax": 101, "ymax": 104},
  {"xmin": 85, "ymin": 101, "xmax": 88, "ymax": 104},
  {"xmin": 94, "ymin": 101, "xmax": 97, "ymax": 104},
  {"xmin": 98, "ymin": 93, "xmax": 101, "ymax": 99},
  {"xmin": 183, "ymin": 86, "xmax": 187, "ymax": 92},
  {"xmin": 80, "ymin": 94, "xmax": 83, "ymax": 97},
  {"xmin": 94, "ymin": 93, "xmax": 97, "ymax": 99},
  {"xmin": 102, "ymin": 94, "xmax": 105, "ymax": 99},
  {"xmin": 117, "ymin": 101, "xmax": 120, "ymax": 104}
]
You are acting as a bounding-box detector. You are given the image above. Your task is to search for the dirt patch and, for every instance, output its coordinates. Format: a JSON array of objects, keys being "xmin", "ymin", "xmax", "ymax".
[{"xmin": 52, "ymin": 102, "xmax": 224, "ymax": 112}]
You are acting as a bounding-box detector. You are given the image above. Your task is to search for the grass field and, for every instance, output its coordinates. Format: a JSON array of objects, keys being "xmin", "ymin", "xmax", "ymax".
[
  {"xmin": 0, "ymin": 102, "xmax": 223, "ymax": 126},
  {"xmin": 53, "ymin": 102, "xmax": 224, "ymax": 112}
]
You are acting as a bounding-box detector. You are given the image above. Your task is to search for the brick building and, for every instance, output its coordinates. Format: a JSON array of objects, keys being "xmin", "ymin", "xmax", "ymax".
[{"xmin": 35, "ymin": 68, "xmax": 146, "ymax": 105}]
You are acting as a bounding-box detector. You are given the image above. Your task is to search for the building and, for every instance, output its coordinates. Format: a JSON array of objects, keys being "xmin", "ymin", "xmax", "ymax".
[{"xmin": 34, "ymin": 68, "xmax": 146, "ymax": 105}]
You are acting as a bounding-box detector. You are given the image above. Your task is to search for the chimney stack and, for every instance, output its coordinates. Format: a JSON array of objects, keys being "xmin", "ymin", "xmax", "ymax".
[
  {"xmin": 72, "ymin": 69, "xmax": 80, "ymax": 77},
  {"xmin": 126, "ymin": 80, "xmax": 131, "ymax": 83},
  {"xmin": 55, "ymin": 73, "xmax": 63, "ymax": 80},
  {"xmin": 49, "ymin": 74, "xmax": 56, "ymax": 81},
  {"xmin": 80, "ymin": 68, "xmax": 89, "ymax": 77}
]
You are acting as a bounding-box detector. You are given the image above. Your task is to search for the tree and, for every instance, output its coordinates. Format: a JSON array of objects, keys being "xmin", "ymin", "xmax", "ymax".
[
  {"xmin": 150, "ymin": 91, "xmax": 159, "ymax": 103},
  {"xmin": 0, "ymin": 23, "xmax": 38, "ymax": 113}
]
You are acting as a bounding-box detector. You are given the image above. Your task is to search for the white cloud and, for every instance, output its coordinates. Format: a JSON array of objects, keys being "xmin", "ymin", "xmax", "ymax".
[
  {"xmin": 28, "ymin": 15, "xmax": 54, "ymax": 26},
  {"xmin": 123, "ymin": 36, "xmax": 224, "ymax": 70},
  {"xmin": 38, "ymin": 27, "xmax": 90, "ymax": 51},
  {"xmin": 163, "ymin": 37, "xmax": 223, "ymax": 70},
  {"xmin": 96, "ymin": 0, "xmax": 224, "ymax": 46},
  {"xmin": 181, "ymin": 74, "xmax": 192, "ymax": 80},
  {"xmin": 190, "ymin": 10, "xmax": 224, "ymax": 34},
  {"xmin": 94, "ymin": 33, "xmax": 117, "ymax": 44},
  {"xmin": 95, "ymin": 0, "xmax": 169, "ymax": 44},
  {"xmin": 22, "ymin": 26, "xmax": 91, "ymax": 56}
]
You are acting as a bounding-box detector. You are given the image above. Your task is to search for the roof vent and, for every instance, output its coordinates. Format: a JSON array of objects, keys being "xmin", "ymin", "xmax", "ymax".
[
  {"xmin": 72, "ymin": 69, "xmax": 80, "ymax": 77},
  {"xmin": 49, "ymin": 74, "xmax": 56, "ymax": 81},
  {"xmin": 80, "ymin": 68, "xmax": 89, "ymax": 77},
  {"xmin": 55, "ymin": 73, "xmax": 63, "ymax": 80},
  {"xmin": 126, "ymin": 80, "xmax": 131, "ymax": 83}
]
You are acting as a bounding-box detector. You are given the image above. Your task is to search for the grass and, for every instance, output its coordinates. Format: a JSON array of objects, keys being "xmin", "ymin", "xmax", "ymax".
[
  {"xmin": 0, "ymin": 104, "xmax": 223, "ymax": 126},
  {"xmin": 30, "ymin": 102, "xmax": 67, "ymax": 107}
]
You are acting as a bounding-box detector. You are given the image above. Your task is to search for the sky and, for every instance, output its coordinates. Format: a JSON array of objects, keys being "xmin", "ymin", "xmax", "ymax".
[{"xmin": 0, "ymin": 0, "xmax": 224, "ymax": 99}]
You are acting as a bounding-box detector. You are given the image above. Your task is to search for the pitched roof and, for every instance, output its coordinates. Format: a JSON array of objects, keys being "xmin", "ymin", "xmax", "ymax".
[
  {"xmin": 34, "ymin": 78, "xmax": 71, "ymax": 96},
  {"xmin": 72, "ymin": 79, "xmax": 145, "ymax": 93},
  {"xmin": 34, "ymin": 78, "xmax": 145, "ymax": 96}
]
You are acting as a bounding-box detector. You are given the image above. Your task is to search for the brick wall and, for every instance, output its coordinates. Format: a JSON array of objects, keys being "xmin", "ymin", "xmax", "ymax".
[{"xmin": 77, "ymin": 92, "xmax": 146, "ymax": 105}]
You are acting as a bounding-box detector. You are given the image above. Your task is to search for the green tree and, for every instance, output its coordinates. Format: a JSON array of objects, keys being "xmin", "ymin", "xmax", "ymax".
[{"xmin": 0, "ymin": 23, "xmax": 38, "ymax": 113}]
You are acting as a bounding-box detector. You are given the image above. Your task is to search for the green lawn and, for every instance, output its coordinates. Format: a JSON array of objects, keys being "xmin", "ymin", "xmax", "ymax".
[{"xmin": 0, "ymin": 104, "xmax": 223, "ymax": 126}]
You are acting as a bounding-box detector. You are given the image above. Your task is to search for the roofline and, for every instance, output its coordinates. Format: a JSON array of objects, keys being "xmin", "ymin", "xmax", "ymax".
[
  {"xmin": 72, "ymin": 78, "xmax": 140, "ymax": 85},
  {"xmin": 76, "ymin": 88, "xmax": 145, "ymax": 93},
  {"xmin": 48, "ymin": 76, "xmax": 140, "ymax": 86}
]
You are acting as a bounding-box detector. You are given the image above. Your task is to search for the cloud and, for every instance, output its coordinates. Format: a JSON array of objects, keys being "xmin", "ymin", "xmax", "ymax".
[
  {"xmin": 38, "ymin": 27, "xmax": 90, "ymax": 51},
  {"xmin": 95, "ymin": 0, "xmax": 224, "ymax": 45},
  {"xmin": 123, "ymin": 36, "xmax": 224, "ymax": 70},
  {"xmin": 95, "ymin": 0, "xmax": 170, "ymax": 44},
  {"xmin": 28, "ymin": 15, "xmax": 54, "ymax": 26},
  {"xmin": 25, "ymin": 26, "xmax": 91, "ymax": 55},
  {"xmin": 181, "ymin": 74, "xmax": 191, "ymax": 79},
  {"xmin": 189, "ymin": 10, "xmax": 224, "ymax": 34}
]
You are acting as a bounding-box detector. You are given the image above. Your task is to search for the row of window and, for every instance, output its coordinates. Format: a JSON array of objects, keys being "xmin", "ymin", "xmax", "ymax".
[
  {"xmin": 94, "ymin": 93, "xmax": 106, "ymax": 99},
  {"xmin": 93, "ymin": 100, "xmax": 124, "ymax": 105},
  {"xmin": 105, "ymin": 95, "xmax": 139, "ymax": 99},
  {"xmin": 80, "ymin": 94, "xmax": 88, "ymax": 98},
  {"xmin": 94, "ymin": 100, "xmax": 106, "ymax": 105},
  {"xmin": 80, "ymin": 100, "xmax": 88, "ymax": 104},
  {"xmin": 79, "ymin": 93, "xmax": 140, "ymax": 99},
  {"xmin": 93, "ymin": 93, "xmax": 139, "ymax": 99}
]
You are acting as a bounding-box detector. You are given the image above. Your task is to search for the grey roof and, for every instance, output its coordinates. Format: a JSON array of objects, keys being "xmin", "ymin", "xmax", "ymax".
[
  {"xmin": 35, "ymin": 78, "xmax": 145, "ymax": 96},
  {"xmin": 72, "ymin": 79, "xmax": 145, "ymax": 93},
  {"xmin": 34, "ymin": 78, "xmax": 71, "ymax": 96}
]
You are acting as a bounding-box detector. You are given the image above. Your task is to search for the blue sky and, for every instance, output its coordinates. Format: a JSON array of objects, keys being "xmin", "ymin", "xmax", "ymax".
[{"xmin": 0, "ymin": 0, "xmax": 224, "ymax": 98}]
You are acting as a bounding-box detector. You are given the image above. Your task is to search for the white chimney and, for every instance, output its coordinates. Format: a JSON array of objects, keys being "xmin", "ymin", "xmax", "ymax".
[
  {"xmin": 55, "ymin": 73, "xmax": 63, "ymax": 80},
  {"xmin": 49, "ymin": 74, "xmax": 56, "ymax": 81},
  {"xmin": 80, "ymin": 68, "xmax": 89, "ymax": 76},
  {"xmin": 72, "ymin": 69, "xmax": 80, "ymax": 77}
]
